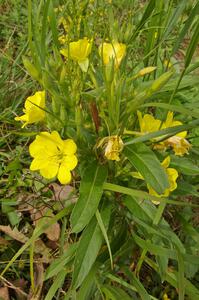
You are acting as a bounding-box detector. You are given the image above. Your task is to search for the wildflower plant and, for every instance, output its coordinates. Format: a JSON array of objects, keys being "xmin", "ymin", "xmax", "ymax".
[{"xmin": 3, "ymin": 0, "xmax": 199, "ymax": 299}]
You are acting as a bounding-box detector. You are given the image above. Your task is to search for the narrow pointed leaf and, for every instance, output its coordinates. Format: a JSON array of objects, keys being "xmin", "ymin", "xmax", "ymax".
[
  {"xmin": 72, "ymin": 204, "xmax": 112, "ymax": 288},
  {"xmin": 124, "ymin": 143, "xmax": 169, "ymax": 194},
  {"xmin": 70, "ymin": 162, "xmax": 107, "ymax": 233}
]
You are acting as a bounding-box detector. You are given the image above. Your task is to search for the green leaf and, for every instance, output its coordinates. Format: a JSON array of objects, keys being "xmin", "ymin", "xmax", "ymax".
[
  {"xmin": 177, "ymin": 248, "xmax": 185, "ymax": 300},
  {"xmin": 45, "ymin": 243, "xmax": 77, "ymax": 280},
  {"xmin": 124, "ymin": 143, "xmax": 169, "ymax": 194},
  {"xmin": 72, "ymin": 203, "xmax": 112, "ymax": 288},
  {"xmin": 132, "ymin": 0, "xmax": 155, "ymax": 39},
  {"xmin": 77, "ymin": 264, "xmax": 99, "ymax": 300},
  {"xmin": 170, "ymin": 156, "xmax": 199, "ymax": 175},
  {"xmin": 96, "ymin": 209, "xmax": 113, "ymax": 269},
  {"xmin": 70, "ymin": 162, "xmax": 108, "ymax": 233},
  {"xmin": 124, "ymin": 267, "xmax": 151, "ymax": 300},
  {"xmin": 44, "ymin": 269, "xmax": 68, "ymax": 300},
  {"xmin": 185, "ymin": 18, "xmax": 199, "ymax": 68},
  {"xmin": 162, "ymin": 0, "xmax": 186, "ymax": 39},
  {"xmin": 146, "ymin": 257, "xmax": 199, "ymax": 299},
  {"xmin": 171, "ymin": 1, "xmax": 199, "ymax": 56},
  {"xmin": 101, "ymin": 285, "xmax": 132, "ymax": 300},
  {"xmin": 104, "ymin": 182, "xmax": 199, "ymax": 207},
  {"xmin": 174, "ymin": 181, "xmax": 199, "ymax": 197}
]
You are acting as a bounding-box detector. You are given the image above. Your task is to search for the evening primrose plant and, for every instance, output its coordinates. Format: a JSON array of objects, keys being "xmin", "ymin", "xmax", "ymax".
[{"xmin": 4, "ymin": 0, "xmax": 199, "ymax": 299}]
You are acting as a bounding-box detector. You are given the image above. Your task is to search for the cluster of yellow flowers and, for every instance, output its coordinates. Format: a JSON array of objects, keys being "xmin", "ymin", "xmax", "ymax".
[
  {"xmin": 60, "ymin": 37, "xmax": 126, "ymax": 72},
  {"xmin": 14, "ymin": 36, "xmax": 189, "ymax": 203},
  {"xmin": 138, "ymin": 110, "xmax": 191, "ymax": 156},
  {"xmin": 14, "ymin": 38, "xmax": 126, "ymax": 184}
]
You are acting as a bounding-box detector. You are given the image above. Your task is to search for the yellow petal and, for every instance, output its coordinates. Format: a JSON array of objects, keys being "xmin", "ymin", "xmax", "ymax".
[
  {"xmin": 99, "ymin": 42, "xmax": 126, "ymax": 68},
  {"xmin": 25, "ymin": 91, "xmax": 45, "ymax": 110},
  {"xmin": 15, "ymin": 114, "xmax": 28, "ymax": 122},
  {"xmin": 29, "ymin": 132, "xmax": 58, "ymax": 157},
  {"xmin": 78, "ymin": 58, "xmax": 89, "ymax": 72},
  {"xmin": 137, "ymin": 111, "xmax": 161, "ymax": 133},
  {"xmin": 57, "ymin": 164, "xmax": 71, "ymax": 184},
  {"xmin": 166, "ymin": 168, "xmax": 178, "ymax": 192},
  {"xmin": 63, "ymin": 139, "xmax": 77, "ymax": 155},
  {"xmin": 51, "ymin": 131, "xmax": 64, "ymax": 149},
  {"xmin": 62, "ymin": 155, "xmax": 78, "ymax": 170},
  {"xmin": 161, "ymin": 156, "xmax": 170, "ymax": 169},
  {"xmin": 30, "ymin": 157, "xmax": 48, "ymax": 170},
  {"xmin": 40, "ymin": 163, "xmax": 59, "ymax": 179},
  {"xmin": 164, "ymin": 111, "xmax": 174, "ymax": 127},
  {"xmin": 68, "ymin": 38, "xmax": 91, "ymax": 62}
]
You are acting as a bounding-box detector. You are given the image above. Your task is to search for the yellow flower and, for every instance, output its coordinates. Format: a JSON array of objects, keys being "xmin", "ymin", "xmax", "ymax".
[
  {"xmin": 138, "ymin": 111, "xmax": 191, "ymax": 156},
  {"xmin": 29, "ymin": 131, "xmax": 78, "ymax": 184},
  {"xmin": 132, "ymin": 156, "xmax": 178, "ymax": 205},
  {"xmin": 60, "ymin": 37, "xmax": 92, "ymax": 72},
  {"xmin": 15, "ymin": 91, "xmax": 45, "ymax": 128},
  {"xmin": 97, "ymin": 135, "xmax": 124, "ymax": 161},
  {"xmin": 137, "ymin": 111, "xmax": 161, "ymax": 134},
  {"xmin": 99, "ymin": 41, "xmax": 126, "ymax": 68}
]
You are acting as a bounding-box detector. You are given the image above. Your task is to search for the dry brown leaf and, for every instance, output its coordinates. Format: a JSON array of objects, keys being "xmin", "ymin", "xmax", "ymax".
[
  {"xmin": 30, "ymin": 207, "xmax": 60, "ymax": 242},
  {"xmin": 0, "ymin": 226, "xmax": 28, "ymax": 244},
  {"xmin": 0, "ymin": 225, "xmax": 51, "ymax": 263},
  {"xmin": 49, "ymin": 183, "xmax": 75, "ymax": 201},
  {"xmin": 0, "ymin": 287, "xmax": 10, "ymax": 300}
]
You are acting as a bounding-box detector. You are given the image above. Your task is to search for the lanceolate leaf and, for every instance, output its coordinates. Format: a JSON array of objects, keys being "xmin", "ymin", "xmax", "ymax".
[
  {"xmin": 101, "ymin": 285, "xmax": 132, "ymax": 300},
  {"xmin": 124, "ymin": 267, "xmax": 151, "ymax": 300},
  {"xmin": 171, "ymin": 1, "xmax": 199, "ymax": 56},
  {"xmin": 124, "ymin": 143, "xmax": 169, "ymax": 194},
  {"xmin": 185, "ymin": 18, "xmax": 199, "ymax": 68},
  {"xmin": 45, "ymin": 243, "xmax": 78, "ymax": 280},
  {"xmin": 72, "ymin": 203, "xmax": 112, "ymax": 289},
  {"xmin": 70, "ymin": 162, "xmax": 108, "ymax": 233},
  {"xmin": 170, "ymin": 156, "xmax": 199, "ymax": 175}
]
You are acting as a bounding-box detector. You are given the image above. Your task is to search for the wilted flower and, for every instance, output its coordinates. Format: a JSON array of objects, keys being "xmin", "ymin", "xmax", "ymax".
[
  {"xmin": 60, "ymin": 37, "xmax": 92, "ymax": 72},
  {"xmin": 99, "ymin": 41, "xmax": 126, "ymax": 68},
  {"xmin": 97, "ymin": 135, "xmax": 124, "ymax": 161},
  {"xmin": 157, "ymin": 111, "xmax": 191, "ymax": 156},
  {"xmin": 15, "ymin": 91, "xmax": 45, "ymax": 128},
  {"xmin": 29, "ymin": 131, "xmax": 78, "ymax": 184}
]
